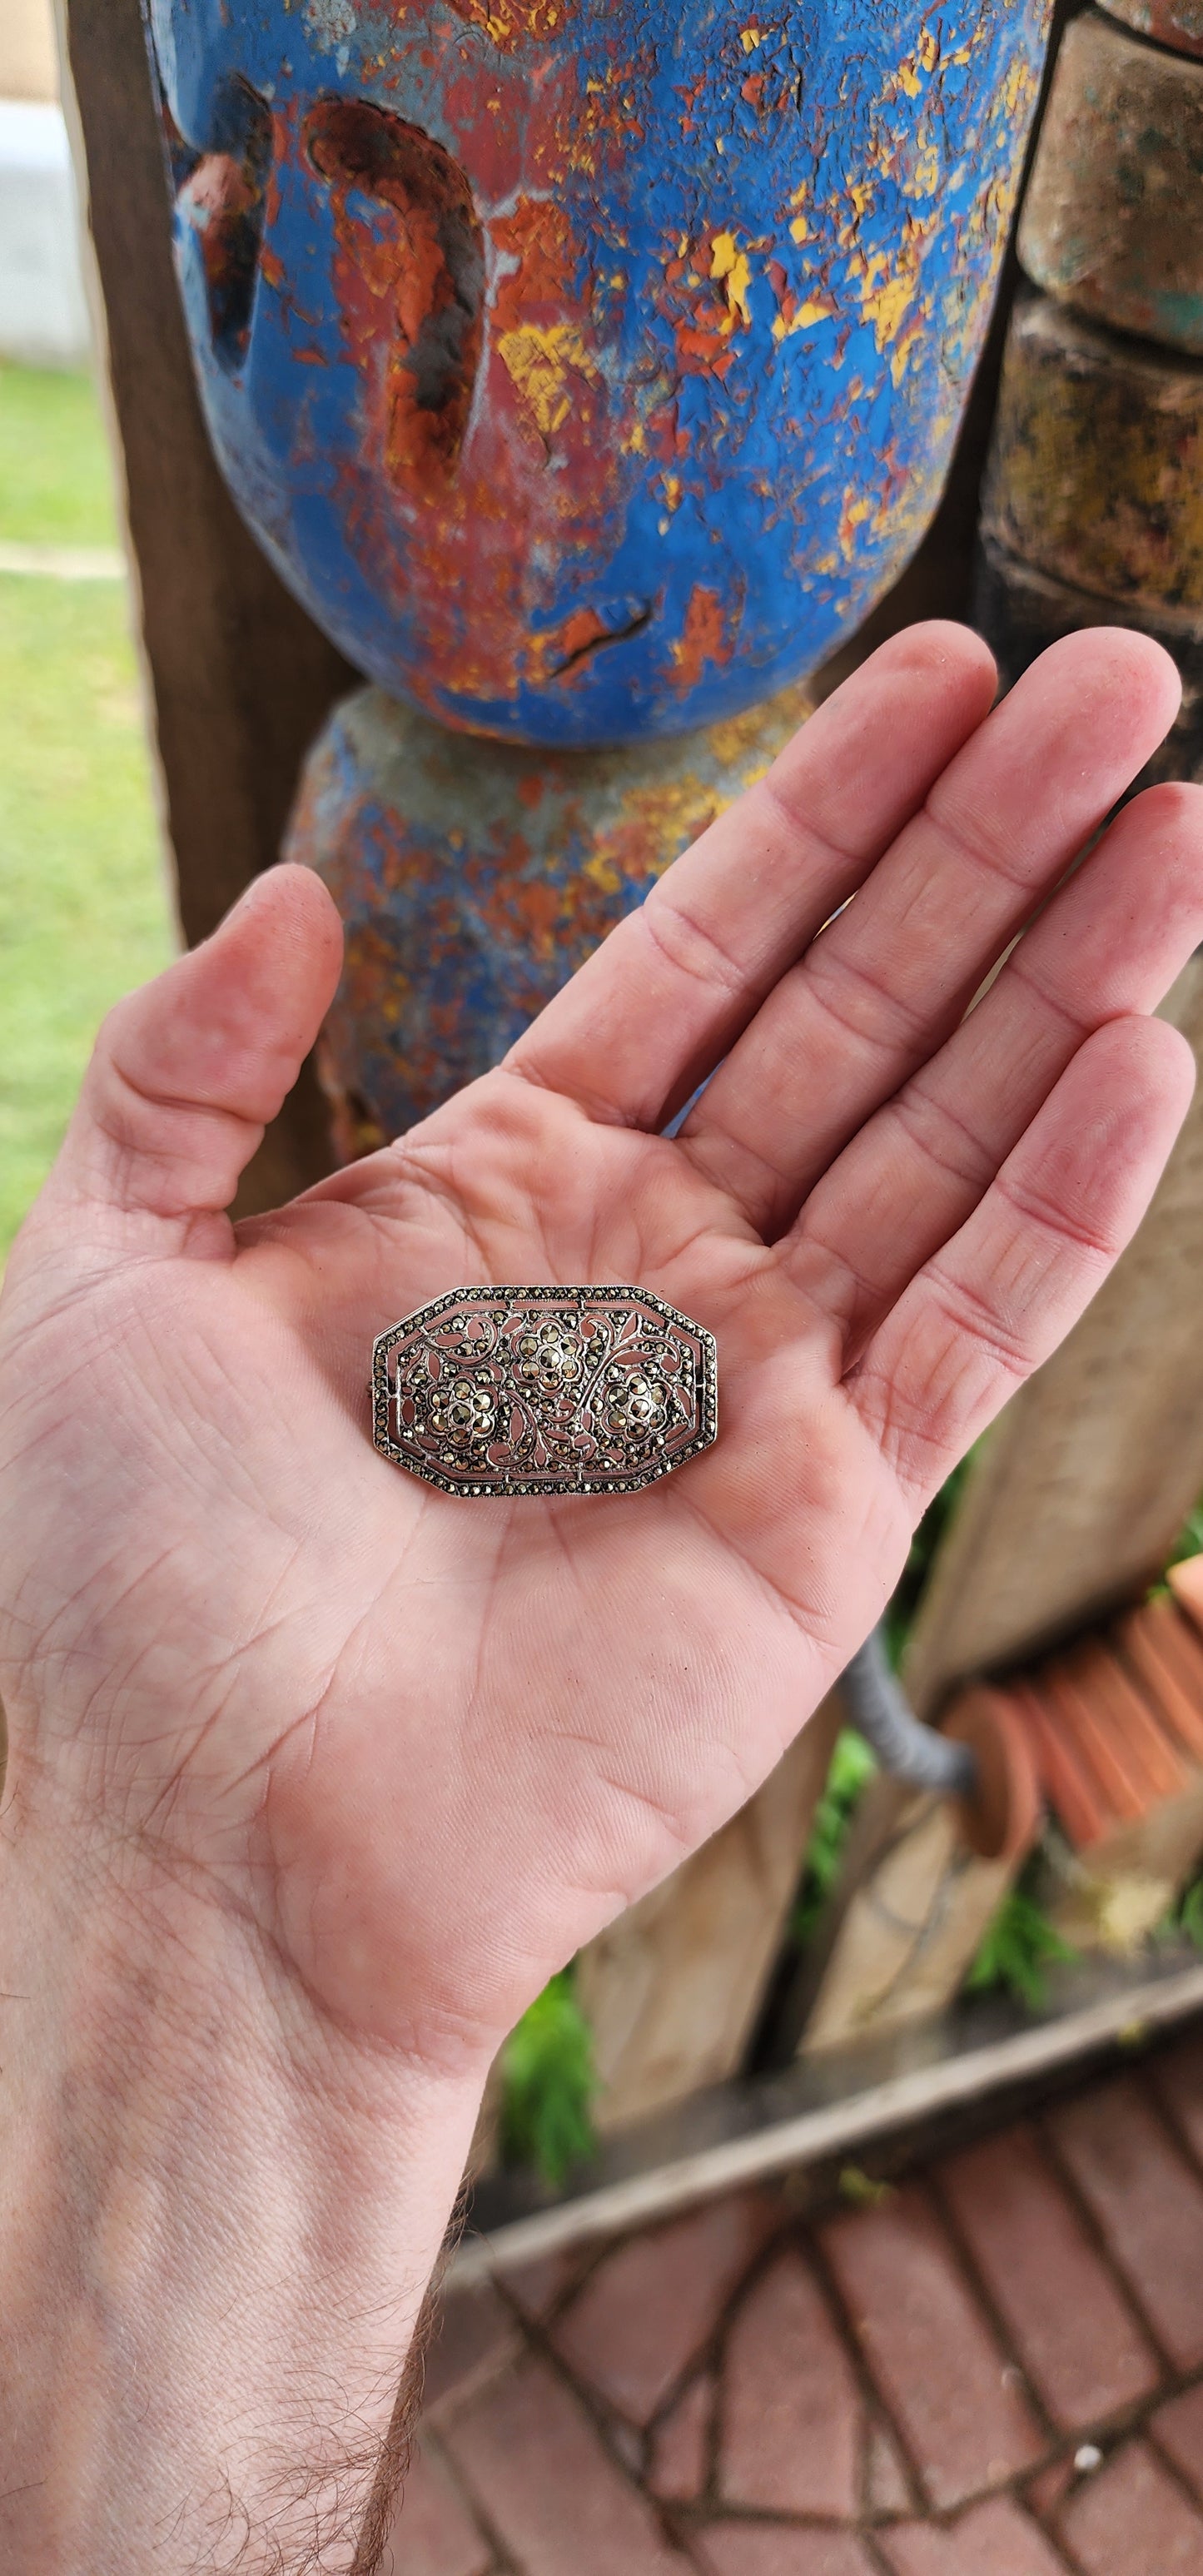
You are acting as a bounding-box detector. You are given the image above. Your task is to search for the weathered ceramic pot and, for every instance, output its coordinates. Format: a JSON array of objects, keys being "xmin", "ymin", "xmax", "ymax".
[
  {"xmin": 1099, "ymin": 0, "xmax": 1203, "ymax": 57},
  {"xmin": 285, "ymin": 676, "xmax": 812, "ymax": 1148},
  {"xmin": 982, "ymin": 298, "xmax": 1203, "ymax": 620},
  {"xmin": 1020, "ymin": 11, "xmax": 1203, "ymax": 358},
  {"xmin": 147, "ymin": 1, "xmax": 1051, "ymax": 744}
]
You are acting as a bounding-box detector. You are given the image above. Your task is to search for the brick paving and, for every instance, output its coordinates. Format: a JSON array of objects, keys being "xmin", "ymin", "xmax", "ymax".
[{"xmin": 390, "ymin": 2030, "xmax": 1203, "ymax": 2575}]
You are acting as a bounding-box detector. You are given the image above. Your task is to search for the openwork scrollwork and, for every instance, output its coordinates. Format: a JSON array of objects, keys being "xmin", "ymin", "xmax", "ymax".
[{"xmin": 371, "ymin": 1288, "xmax": 718, "ymax": 1497}]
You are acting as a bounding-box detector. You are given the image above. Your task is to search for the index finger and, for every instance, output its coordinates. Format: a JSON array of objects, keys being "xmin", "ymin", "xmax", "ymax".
[{"xmin": 502, "ymin": 624, "xmax": 997, "ymax": 1133}]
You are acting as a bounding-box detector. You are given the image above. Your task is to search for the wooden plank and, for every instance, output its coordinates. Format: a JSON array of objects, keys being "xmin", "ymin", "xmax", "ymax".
[
  {"xmin": 56, "ymin": 0, "xmax": 354, "ymax": 1211},
  {"xmin": 577, "ymin": 1697, "xmax": 842, "ymax": 2135},
  {"xmin": 812, "ymin": 0, "xmax": 1086, "ymax": 700},
  {"xmin": 907, "ymin": 958, "xmax": 1203, "ymax": 1713},
  {"xmin": 456, "ymin": 1957, "xmax": 1203, "ymax": 2279},
  {"xmin": 794, "ymin": 1686, "xmax": 1041, "ymax": 2055}
]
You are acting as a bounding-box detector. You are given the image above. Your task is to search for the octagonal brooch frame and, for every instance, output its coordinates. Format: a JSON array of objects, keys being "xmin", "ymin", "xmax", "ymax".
[{"xmin": 371, "ymin": 1286, "xmax": 718, "ymax": 1499}]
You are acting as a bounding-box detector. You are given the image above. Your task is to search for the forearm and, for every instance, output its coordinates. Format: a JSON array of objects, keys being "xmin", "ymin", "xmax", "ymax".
[{"xmin": 0, "ymin": 1774, "xmax": 485, "ymax": 2576}]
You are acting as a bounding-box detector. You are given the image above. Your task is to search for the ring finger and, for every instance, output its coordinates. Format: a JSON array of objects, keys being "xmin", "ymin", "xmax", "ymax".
[{"xmin": 784, "ymin": 778, "xmax": 1203, "ymax": 1358}]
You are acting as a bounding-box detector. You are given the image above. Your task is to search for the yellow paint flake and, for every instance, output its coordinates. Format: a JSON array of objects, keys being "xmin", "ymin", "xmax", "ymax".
[
  {"xmin": 858, "ymin": 251, "xmax": 916, "ymax": 351},
  {"xmin": 710, "ymin": 231, "xmax": 753, "ymax": 325},
  {"xmin": 772, "ymin": 296, "xmax": 836, "ymax": 343},
  {"xmin": 740, "ymin": 24, "xmax": 763, "ymax": 50},
  {"xmin": 703, "ymin": 688, "xmax": 809, "ymax": 769},
  {"xmin": 584, "ymin": 848, "xmax": 622, "ymax": 895},
  {"xmin": 838, "ymin": 490, "xmax": 872, "ymax": 559},
  {"xmin": 790, "ymin": 211, "xmax": 811, "ymax": 243},
  {"xmin": 1000, "ymin": 57, "xmax": 1036, "ymax": 122},
  {"xmin": 586, "ymin": 776, "xmax": 725, "ymax": 895},
  {"xmin": 890, "ymin": 320, "xmax": 925, "ymax": 385},
  {"xmin": 497, "ymin": 322, "xmax": 599, "ymax": 436},
  {"xmin": 906, "ymin": 144, "xmax": 940, "ymax": 201}
]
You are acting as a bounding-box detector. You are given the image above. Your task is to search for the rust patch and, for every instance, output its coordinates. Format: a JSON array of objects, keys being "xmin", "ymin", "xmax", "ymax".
[
  {"xmin": 670, "ymin": 587, "xmax": 735, "ymax": 694},
  {"xmin": 176, "ymin": 77, "xmax": 273, "ymax": 370},
  {"xmin": 305, "ymin": 97, "xmax": 484, "ymax": 485}
]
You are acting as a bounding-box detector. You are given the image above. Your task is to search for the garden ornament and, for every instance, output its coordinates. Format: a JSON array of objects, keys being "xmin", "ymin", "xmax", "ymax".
[{"xmin": 147, "ymin": 0, "xmax": 1053, "ymax": 746}]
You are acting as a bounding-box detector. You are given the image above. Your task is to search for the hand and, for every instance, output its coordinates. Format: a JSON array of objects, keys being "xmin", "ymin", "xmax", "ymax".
[
  {"xmin": 5, "ymin": 623, "xmax": 1202, "ymax": 2574},
  {"xmin": 3, "ymin": 624, "xmax": 1201, "ymax": 2079}
]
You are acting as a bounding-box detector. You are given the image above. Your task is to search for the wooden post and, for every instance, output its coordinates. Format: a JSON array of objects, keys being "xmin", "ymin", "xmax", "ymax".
[
  {"xmin": 973, "ymin": 4, "xmax": 1203, "ymax": 760},
  {"xmin": 915, "ymin": 0, "xmax": 1203, "ymax": 1714},
  {"xmin": 56, "ymin": 0, "xmax": 353, "ymax": 1210},
  {"xmin": 786, "ymin": 1683, "xmax": 1041, "ymax": 2054},
  {"xmin": 578, "ymin": 1698, "xmax": 842, "ymax": 2132}
]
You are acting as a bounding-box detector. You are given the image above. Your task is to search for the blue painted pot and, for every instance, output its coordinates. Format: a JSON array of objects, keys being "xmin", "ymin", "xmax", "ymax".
[
  {"xmin": 285, "ymin": 676, "xmax": 813, "ymax": 1150},
  {"xmin": 148, "ymin": 2, "xmax": 1051, "ymax": 742}
]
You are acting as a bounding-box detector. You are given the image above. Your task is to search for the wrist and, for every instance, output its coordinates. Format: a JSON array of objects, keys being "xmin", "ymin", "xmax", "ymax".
[{"xmin": 0, "ymin": 1763, "xmax": 487, "ymax": 2575}]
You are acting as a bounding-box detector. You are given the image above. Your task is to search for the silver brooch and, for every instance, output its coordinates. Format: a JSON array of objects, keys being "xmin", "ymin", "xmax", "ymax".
[{"xmin": 371, "ymin": 1286, "xmax": 718, "ymax": 1498}]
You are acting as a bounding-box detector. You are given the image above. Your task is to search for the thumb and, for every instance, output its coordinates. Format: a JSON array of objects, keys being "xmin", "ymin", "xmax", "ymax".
[{"xmin": 47, "ymin": 865, "xmax": 343, "ymax": 1236}]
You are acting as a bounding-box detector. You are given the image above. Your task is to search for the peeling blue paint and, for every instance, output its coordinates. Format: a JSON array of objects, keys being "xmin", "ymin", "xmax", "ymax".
[{"xmin": 149, "ymin": 2, "xmax": 1051, "ymax": 744}]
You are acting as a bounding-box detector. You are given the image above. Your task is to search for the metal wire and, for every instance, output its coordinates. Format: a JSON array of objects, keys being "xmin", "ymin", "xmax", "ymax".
[{"xmin": 841, "ymin": 1623, "xmax": 979, "ymax": 1798}]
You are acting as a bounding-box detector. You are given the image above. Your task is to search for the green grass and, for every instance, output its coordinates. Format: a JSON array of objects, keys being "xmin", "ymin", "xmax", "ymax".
[
  {"xmin": 0, "ymin": 363, "xmax": 121, "ymax": 549},
  {"xmin": 0, "ymin": 364, "xmax": 171, "ymax": 1258}
]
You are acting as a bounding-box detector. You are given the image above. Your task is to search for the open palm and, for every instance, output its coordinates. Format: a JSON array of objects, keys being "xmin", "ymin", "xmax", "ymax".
[{"xmin": 2, "ymin": 625, "xmax": 1201, "ymax": 2078}]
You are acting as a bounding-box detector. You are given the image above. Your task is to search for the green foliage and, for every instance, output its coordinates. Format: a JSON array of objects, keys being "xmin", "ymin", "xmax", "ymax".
[
  {"xmin": 1182, "ymin": 1880, "xmax": 1203, "ymax": 1950},
  {"xmin": 1167, "ymin": 1499, "xmax": 1203, "ymax": 1579},
  {"xmin": 0, "ymin": 368, "xmax": 171, "ymax": 1259},
  {"xmin": 1161, "ymin": 1875, "xmax": 1203, "ymax": 1952},
  {"xmin": 792, "ymin": 1728, "xmax": 878, "ymax": 1950},
  {"xmin": 883, "ymin": 1450, "xmax": 976, "ymax": 1670},
  {"xmin": 966, "ymin": 1886, "xmax": 1077, "ymax": 2015},
  {"xmin": 1146, "ymin": 1491, "xmax": 1203, "ymax": 1604},
  {"xmin": 0, "ymin": 361, "xmax": 120, "ymax": 549},
  {"xmin": 838, "ymin": 2165, "xmax": 894, "ymax": 2210},
  {"xmin": 500, "ymin": 1972, "xmax": 598, "ymax": 2186}
]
